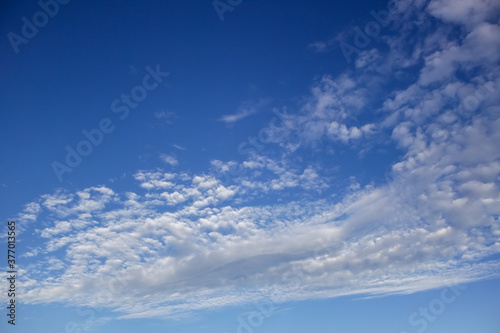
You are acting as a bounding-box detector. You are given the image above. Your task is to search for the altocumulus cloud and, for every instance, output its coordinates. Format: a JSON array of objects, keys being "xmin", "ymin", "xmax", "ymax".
[{"xmin": 7, "ymin": 0, "xmax": 500, "ymax": 320}]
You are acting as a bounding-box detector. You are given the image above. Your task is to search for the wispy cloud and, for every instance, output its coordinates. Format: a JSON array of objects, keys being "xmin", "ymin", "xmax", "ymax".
[
  {"xmin": 171, "ymin": 144, "xmax": 186, "ymax": 151},
  {"xmin": 154, "ymin": 110, "xmax": 177, "ymax": 124},
  {"xmin": 218, "ymin": 98, "xmax": 271, "ymax": 124},
  {"xmin": 308, "ymin": 39, "xmax": 336, "ymax": 53}
]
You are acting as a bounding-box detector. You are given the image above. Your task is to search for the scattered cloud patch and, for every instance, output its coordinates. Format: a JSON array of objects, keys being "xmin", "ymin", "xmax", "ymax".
[
  {"xmin": 154, "ymin": 110, "xmax": 177, "ymax": 124},
  {"xmin": 219, "ymin": 99, "xmax": 271, "ymax": 124},
  {"xmin": 159, "ymin": 154, "xmax": 178, "ymax": 166}
]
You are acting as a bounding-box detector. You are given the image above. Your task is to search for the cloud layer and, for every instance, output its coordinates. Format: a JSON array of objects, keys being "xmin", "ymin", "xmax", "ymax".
[{"xmin": 7, "ymin": 0, "xmax": 500, "ymax": 320}]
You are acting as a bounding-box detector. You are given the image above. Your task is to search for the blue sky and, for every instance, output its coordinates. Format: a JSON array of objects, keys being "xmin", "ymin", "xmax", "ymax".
[{"xmin": 1, "ymin": 0, "xmax": 500, "ymax": 332}]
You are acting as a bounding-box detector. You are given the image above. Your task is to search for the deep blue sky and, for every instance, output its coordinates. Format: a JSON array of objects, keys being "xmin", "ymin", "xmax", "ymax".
[{"xmin": 1, "ymin": 0, "xmax": 500, "ymax": 332}]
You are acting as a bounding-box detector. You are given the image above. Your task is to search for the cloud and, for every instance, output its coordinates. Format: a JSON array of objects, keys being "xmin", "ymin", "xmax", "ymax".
[
  {"xmin": 9, "ymin": 0, "xmax": 500, "ymax": 322},
  {"xmin": 308, "ymin": 40, "xmax": 330, "ymax": 53},
  {"xmin": 219, "ymin": 98, "xmax": 271, "ymax": 124},
  {"xmin": 15, "ymin": 152, "xmax": 500, "ymax": 318},
  {"xmin": 219, "ymin": 108, "xmax": 257, "ymax": 124},
  {"xmin": 159, "ymin": 153, "xmax": 178, "ymax": 166},
  {"xmin": 40, "ymin": 221, "xmax": 71, "ymax": 238},
  {"xmin": 210, "ymin": 154, "xmax": 329, "ymax": 193},
  {"xmin": 426, "ymin": 0, "xmax": 500, "ymax": 29},
  {"xmin": 171, "ymin": 144, "xmax": 186, "ymax": 150},
  {"xmin": 154, "ymin": 110, "xmax": 177, "ymax": 124},
  {"xmin": 15, "ymin": 106, "xmax": 500, "ymax": 317},
  {"xmin": 134, "ymin": 171, "xmax": 176, "ymax": 189},
  {"xmin": 254, "ymin": 74, "xmax": 375, "ymax": 152}
]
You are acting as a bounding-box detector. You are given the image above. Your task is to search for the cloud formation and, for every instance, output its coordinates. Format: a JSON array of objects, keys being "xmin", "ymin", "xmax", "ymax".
[
  {"xmin": 219, "ymin": 99, "xmax": 271, "ymax": 124},
  {"xmin": 7, "ymin": 0, "xmax": 500, "ymax": 321}
]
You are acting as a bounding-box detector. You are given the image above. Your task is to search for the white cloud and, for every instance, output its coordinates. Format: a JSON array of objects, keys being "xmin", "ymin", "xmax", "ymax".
[
  {"xmin": 19, "ymin": 108, "xmax": 500, "ymax": 315},
  {"xmin": 171, "ymin": 144, "xmax": 186, "ymax": 150},
  {"xmin": 41, "ymin": 221, "xmax": 71, "ymax": 238},
  {"xmin": 426, "ymin": 0, "xmax": 500, "ymax": 29},
  {"xmin": 159, "ymin": 153, "xmax": 178, "ymax": 166},
  {"xmin": 219, "ymin": 98, "xmax": 271, "ymax": 124},
  {"xmin": 134, "ymin": 171, "xmax": 178, "ymax": 191},
  {"xmin": 17, "ymin": 164, "xmax": 500, "ymax": 318},
  {"xmin": 308, "ymin": 40, "xmax": 330, "ymax": 53},
  {"xmin": 250, "ymin": 75, "xmax": 375, "ymax": 152},
  {"xmin": 17, "ymin": 202, "xmax": 41, "ymax": 223},
  {"xmin": 219, "ymin": 108, "xmax": 257, "ymax": 124},
  {"xmin": 154, "ymin": 110, "xmax": 177, "ymax": 124},
  {"xmin": 211, "ymin": 154, "xmax": 329, "ymax": 194}
]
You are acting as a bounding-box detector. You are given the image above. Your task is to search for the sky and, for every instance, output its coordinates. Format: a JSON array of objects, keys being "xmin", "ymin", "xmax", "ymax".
[{"xmin": 1, "ymin": 0, "xmax": 500, "ymax": 332}]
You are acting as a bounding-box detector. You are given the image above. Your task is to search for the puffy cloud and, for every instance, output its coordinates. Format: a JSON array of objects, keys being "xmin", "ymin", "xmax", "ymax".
[
  {"xmin": 134, "ymin": 171, "xmax": 176, "ymax": 189},
  {"xmin": 40, "ymin": 221, "xmax": 71, "ymax": 238},
  {"xmin": 159, "ymin": 153, "xmax": 179, "ymax": 166}
]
